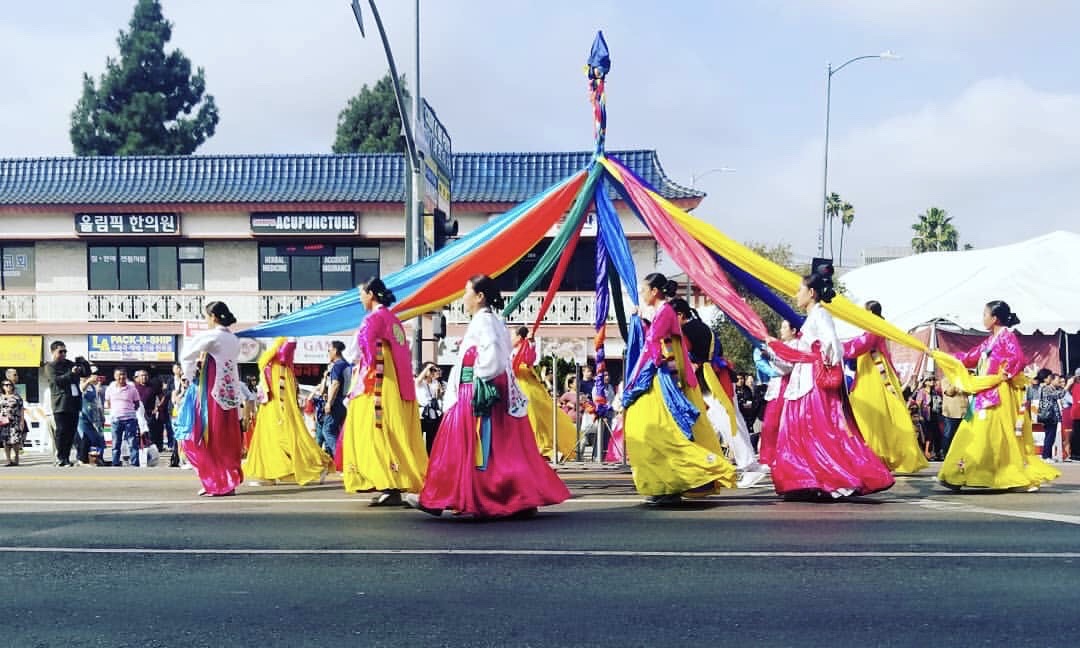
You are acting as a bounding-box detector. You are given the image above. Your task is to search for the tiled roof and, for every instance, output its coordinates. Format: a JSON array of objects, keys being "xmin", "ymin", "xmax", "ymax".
[{"xmin": 0, "ymin": 150, "xmax": 702, "ymax": 207}]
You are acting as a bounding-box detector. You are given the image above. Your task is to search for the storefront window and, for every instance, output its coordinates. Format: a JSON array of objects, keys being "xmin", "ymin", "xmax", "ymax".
[
  {"xmin": 88, "ymin": 245, "xmax": 204, "ymax": 290},
  {"xmin": 259, "ymin": 245, "xmax": 380, "ymax": 290},
  {"xmin": 0, "ymin": 246, "xmax": 35, "ymax": 290}
]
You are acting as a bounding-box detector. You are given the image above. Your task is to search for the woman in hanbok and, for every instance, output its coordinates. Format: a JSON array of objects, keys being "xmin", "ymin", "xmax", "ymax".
[
  {"xmin": 244, "ymin": 337, "xmax": 332, "ymax": 486},
  {"xmin": 766, "ymin": 265, "xmax": 894, "ymax": 499},
  {"xmin": 410, "ymin": 275, "xmax": 570, "ymax": 518},
  {"xmin": 938, "ymin": 301, "xmax": 1060, "ymax": 491},
  {"xmin": 180, "ymin": 301, "xmax": 244, "ymax": 496},
  {"xmin": 842, "ymin": 301, "xmax": 928, "ymax": 474},
  {"xmin": 756, "ymin": 320, "xmax": 797, "ymax": 467},
  {"xmin": 621, "ymin": 274, "xmax": 737, "ymax": 506},
  {"xmin": 341, "ymin": 278, "xmax": 428, "ymax": 506},
  {"xmin": 670, "ymin": 299, "xmax": 759, "ymax": 480},
  {"xmin": 511, "ymin": 327, "xmax": 577, "ymax": 462}
]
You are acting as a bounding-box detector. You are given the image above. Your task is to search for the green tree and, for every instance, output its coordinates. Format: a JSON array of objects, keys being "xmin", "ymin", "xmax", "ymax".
[
  {"xmin": 70, "ymin": 0, "xmax": 219, "ymax": 156},
  {"xmin": 911, "ymin": 207, "xmax": 959, "ymax": 253},
  {"xmin": 333, "ymin": 72, "xmax": 410, "ymax": 153},
  {"xmin": 837, "ymin": 200, "xmax": 855, "ymax": 267},
  {"xmin": 711, "ymin": 243, "xmax": 809, "ymax": 374},
  {"xmin": 825, "ymin": 192, "xmax": 842, "ymax": 257},
  {"xmin": 825, "ymin": 192, "xmax": 855, "ymax": 262}
]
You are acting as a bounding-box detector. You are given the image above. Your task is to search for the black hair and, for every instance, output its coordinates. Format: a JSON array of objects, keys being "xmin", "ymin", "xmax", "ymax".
[
  {"xmin": 802, "ymin": 263, "xmax": 836, "ymax": 304},
  {"xmin": 865, "ymin": 300, "xmax": 883, "ymax": 318},
  {"xmin": 205, "ymin": 301, "xmax": 237, "ymax": 327},
  {"xmin": 330, "ymin": 340, "xmax": 346, "ymax": 354},
  {"xmin": 362, "ymin": 277, "xmax": 397, "ymax": 307},
  {"xmin": 516, "ymin": 326, "xmax": 529, "ymax": 339},
  {"xmin": 50, "ymin": 340, "xmax": 66, "ymax": 352},
  {"xmin": 644, "ymin": 272, "xmax": 678, "ymax": 300},
  {"xmin": 986, "ymin": 300, "xmax": 1020, "ymax": 328},
  {"xmin": 1034, "ymin": 368, "xmax": 1052, "ymax": 384},
  {"xmin": 468, "ymin": 274, "xmax": 506, "ymax": 311},
  {"xmin": 669, "ymin": 297, "xmax": 701, "ymax": 321}
]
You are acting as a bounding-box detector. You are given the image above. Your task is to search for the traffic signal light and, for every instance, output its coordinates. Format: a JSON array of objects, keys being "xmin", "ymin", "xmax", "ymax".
[
  {"xmin": 431, "ymin": 312, "xmax": 447, "ymax": 339},
  {"xmin": 433, "ymin": 209, "xmax": 458, "ymax": 250}
]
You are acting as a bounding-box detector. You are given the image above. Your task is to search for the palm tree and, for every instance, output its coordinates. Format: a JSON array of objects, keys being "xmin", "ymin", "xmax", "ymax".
[
  {"xmin": 911, "ymin": 207, "xmax": 959, "ymax": 253},
  {"xmin": 825, "ymin": 192, "xmax": 842, "ymax": 257},
  {"xmin": 837, "ymin": 201, "xmax": 855, "ymax": 266}
]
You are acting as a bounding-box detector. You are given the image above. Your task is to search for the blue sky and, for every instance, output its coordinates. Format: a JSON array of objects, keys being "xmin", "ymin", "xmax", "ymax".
[{"xmin": 3, "ymin": 0, "xmax": 1080, "ymax": 264}]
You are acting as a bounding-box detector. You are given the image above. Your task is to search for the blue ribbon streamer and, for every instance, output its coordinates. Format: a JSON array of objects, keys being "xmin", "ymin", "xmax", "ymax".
[{"xmin": 477, "ymin": 417, "xmax": 491, "ymax": 471}]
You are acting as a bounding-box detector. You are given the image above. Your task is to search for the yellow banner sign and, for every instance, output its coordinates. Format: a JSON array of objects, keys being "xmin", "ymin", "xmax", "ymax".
[{"xmin": 0, "ymin": 336, "xmax": 42, "ymax": 367}]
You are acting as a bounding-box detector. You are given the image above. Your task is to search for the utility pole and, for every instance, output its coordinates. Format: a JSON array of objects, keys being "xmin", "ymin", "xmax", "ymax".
[
  {"xmin": 410, "ymin": 0, "xmax": 423, "ymax": 371},
  {"xmin": 351, "ymin": 0, "xmax": 425, "ymax": 372}
]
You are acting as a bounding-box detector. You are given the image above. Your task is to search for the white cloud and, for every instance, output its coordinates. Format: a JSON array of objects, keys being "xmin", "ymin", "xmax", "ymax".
[{"xmin": 709, "ymin": 78, "xmax": 1080, "ymax": 261}]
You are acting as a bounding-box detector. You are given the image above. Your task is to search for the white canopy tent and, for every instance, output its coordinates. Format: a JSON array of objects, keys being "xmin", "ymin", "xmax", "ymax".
[{"xmin": 837, "ymin": 230, "xmax": 1080, "ymax": 337}]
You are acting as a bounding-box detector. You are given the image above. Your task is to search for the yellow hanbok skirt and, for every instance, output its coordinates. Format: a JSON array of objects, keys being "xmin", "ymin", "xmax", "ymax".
[
  {"xmin": 244, "ymin": 360, "xmax": 331, "ymax": 486},
  {"xmin": 848, "ymin": 353, "xmax": 928, "ymax": 474},
  {"xmin": 342, "ymin": 343, "xmax": 428, "ymax": 493},
  {"xmin": 624, "ymin": 339, "xmax": 737, "ymax": 496},
  {"xmin": 938, "ymin": 381, "xmax": 1060, "ymax": 489},
  {"xmin": 514, "ymin": 366, "xmax": 577, "ymax": 462}
]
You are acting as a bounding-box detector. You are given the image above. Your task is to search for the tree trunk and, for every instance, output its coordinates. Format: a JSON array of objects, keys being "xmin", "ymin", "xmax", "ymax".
[{"xmin": 838, "ymin": 227, "xmax": 845, "ymax": 266}]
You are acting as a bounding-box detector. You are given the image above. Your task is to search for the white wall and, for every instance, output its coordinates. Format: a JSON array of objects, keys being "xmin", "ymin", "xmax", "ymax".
[
  {"xmin": 34, "ymin": 241, "xmax": 87, "ymax": 291},
  {"xmin": 380, "ymin": 241, "xmax": 406, "ymax": 275},
  {"xmin": 204, "ymin": 241, "xmax": 257, "ymax": 292}
]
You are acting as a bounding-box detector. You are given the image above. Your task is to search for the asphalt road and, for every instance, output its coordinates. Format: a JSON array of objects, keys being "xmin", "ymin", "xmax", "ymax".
[{"xmin": 2, "ymin": 455, "xmax": 1079, "ymax": 647}]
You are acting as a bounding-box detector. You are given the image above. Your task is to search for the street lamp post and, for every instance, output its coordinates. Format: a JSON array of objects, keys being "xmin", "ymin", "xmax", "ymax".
[
  {"xmin": 352, "ymin": 0, "xmax": 425, "ymax": 371},
  {"xmin": 819, "ymin": 51, "xmax": 899, "ymax": 257}
]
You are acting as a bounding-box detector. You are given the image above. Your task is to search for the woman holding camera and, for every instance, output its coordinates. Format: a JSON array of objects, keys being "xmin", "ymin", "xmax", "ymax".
[
  {"xmin": 341, "ymin": 278, "xmax": 428, "ymax": 506},
  {"xmin": 76, "ymin": 372, "xmax": 107, "ymax": 466},
  {"xmin": 179, "ymin": 301, "xmax": 244, "ymax": 496},
  {"xmin": 416, "ymin": 362, "xmax": 444, "ymax": 455}
]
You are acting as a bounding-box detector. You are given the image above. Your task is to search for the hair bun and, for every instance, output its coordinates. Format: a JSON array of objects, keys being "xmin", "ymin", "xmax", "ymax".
[
  {"xmin": 663, "ymin": 280, "xmax": 679, "ymax": 299},
  {"xmin": 1008, "ymin": 313, "xmax": 1021, "ymax": 327}
]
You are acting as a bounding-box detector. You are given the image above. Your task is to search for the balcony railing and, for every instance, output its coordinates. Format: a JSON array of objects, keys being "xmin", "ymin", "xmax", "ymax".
[
  {"xmin": 0, "ymin": 291, "xmax": 631, "ymax": 326},
  {"xmin": 445, "ymin": 292, "xmax": 616, "ymax": 325}
]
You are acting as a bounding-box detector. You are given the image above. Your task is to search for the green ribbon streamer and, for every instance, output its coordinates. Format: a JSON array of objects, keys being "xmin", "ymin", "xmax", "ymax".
[{"xmin": 502, "ymin": 162, "xmax": 605, "ymax": 316}]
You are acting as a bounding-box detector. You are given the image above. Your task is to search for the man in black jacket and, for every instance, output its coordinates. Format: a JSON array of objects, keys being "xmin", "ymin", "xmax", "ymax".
[{"xmin": 44, "ymin": 340, "xmax": 81, "ymax": 466}]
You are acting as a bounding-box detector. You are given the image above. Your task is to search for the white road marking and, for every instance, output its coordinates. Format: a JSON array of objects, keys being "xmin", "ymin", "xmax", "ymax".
[
  {"xmin": 0, "ymin": 497, "xmax": 651, "ymax": 507},
  {"xmin": 8, "ymin": 496, "xmax": 1080, "ymax": 528},
  {"xmin": 910, "ymin": 498, "xmax": 1080, "ymax": 526},
  {"xmin": 0, "ymin": 546, "xmax": 1076, "ymax": 558}
]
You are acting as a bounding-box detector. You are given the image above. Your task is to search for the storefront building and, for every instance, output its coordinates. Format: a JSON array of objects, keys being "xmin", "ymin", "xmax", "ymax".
[{"xmin": 0, "ymin": 150, "xmax": 702, "ymax": 401}]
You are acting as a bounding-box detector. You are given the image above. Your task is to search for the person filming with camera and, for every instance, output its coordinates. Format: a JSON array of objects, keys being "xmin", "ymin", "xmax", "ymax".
[{"xmin": 44, "ymin": 341, "xmax": 85, "ymax": 467}]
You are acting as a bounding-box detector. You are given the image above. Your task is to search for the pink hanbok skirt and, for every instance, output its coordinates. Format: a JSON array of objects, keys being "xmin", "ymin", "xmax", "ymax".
[
  {"xmin": 771, "ymin": 381, "xmax": 893, "ymax": 497},
  {"xmin": 421, "ymin": 357, "xmax": 570, "ymax": 517},
  {"xmin": 181, "ymin": 356, "xmax": 244, "ymax": 495}
]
